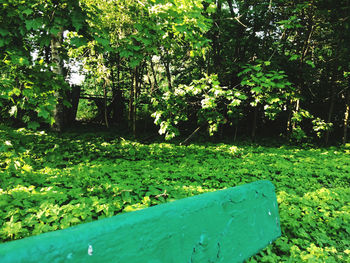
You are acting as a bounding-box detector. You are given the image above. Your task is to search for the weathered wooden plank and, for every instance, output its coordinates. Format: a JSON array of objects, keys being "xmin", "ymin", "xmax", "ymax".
[{"xmin": 0, "ymin": 180, "xmax": 281, "ymax": 263}]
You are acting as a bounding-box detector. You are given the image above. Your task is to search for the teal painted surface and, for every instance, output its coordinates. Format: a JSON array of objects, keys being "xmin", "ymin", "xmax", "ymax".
[{"xmin": 0, "ymin": 180, "xmax": 281, "ymax": 263}]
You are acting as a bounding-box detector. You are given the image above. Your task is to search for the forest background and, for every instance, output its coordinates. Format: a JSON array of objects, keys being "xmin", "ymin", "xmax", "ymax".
[{"xmin": 1, "ymin": 0, "xmax": 349, "ymax": 144}]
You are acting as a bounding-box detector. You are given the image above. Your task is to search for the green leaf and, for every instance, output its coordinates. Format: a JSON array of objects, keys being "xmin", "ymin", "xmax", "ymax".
[
  {"xmin": 131, "ymin": 45, "xmax": 141, "ymax": 51},
  {"xmin": 10, "ymin": 88, "xmax": 21, "ymax": 96},
  {"xmin": 306, "ymin": 60, "xmax": 315, "ymax": 68},
  {"xmin": 72, "ymin": 12, "xmax": 85, "ymax": 32},
  {"xmin": 130, "ymin": 59, "xmax": 141, "ymax": 68},
  {"xmin": 141, "ymin": 38, "xmax": 152, "ymax": 46},
  {"xmin": 37, "ymin": 108, "xmax": 50, "ymax": 120},
  {"xmin": 290, "ymin": 54, "xmax": 299, "ymax": 61},
  {"xmin": 22, "ymin": 9, "xmax": 33, "ymax": 15},
  {"xmin": 0, "ymin": 28, "xmax": 9, "ymax": 36},
  {"xmin": 238, "ymin": 94, "xmax": 247, "ymax": 100},
  {"xmin": 238, "ymin": 68, "xmax": 251, "ymax": 76},
  {"xmin": 94, "ymin": 36, "xmax": 110, "ymax": 47},
  {"xmin": 49, "ymin": 117, "xmax": 55, "ymax": 125},
  {"xmin": 70, "ymin": 37, "xmax": 87, "ymax": 48},
  {"xmin": 268, "ymin": 97, "xmax": 280, "ymax": 104},
  {"xmin": 50, "ymin": 27, "xmax": 61, "ymax": 35},
  {"xmin": 25, "ymin": 19, "xmax": 42, "ymax": 30},
  {"xmin": 251, "ymin": 87, "xmax": 262, "ymax": 93},
  {"xmin": 251, "ymin": 75, "xmax": 261, "ymax": 84},
  {"xmin": 27, "ymin": 121, "xmax": 40, "ymax": 130}
]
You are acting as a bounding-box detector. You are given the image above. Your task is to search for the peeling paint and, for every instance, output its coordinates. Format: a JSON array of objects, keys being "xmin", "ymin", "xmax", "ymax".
[{"xmin": 88, "ymin": 245, "xmax": 93, "ymax": 256}]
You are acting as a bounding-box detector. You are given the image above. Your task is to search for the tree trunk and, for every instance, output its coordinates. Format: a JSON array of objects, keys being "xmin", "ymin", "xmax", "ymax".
[
  {"xmin": 325, "ymin": 82, "xmax": 335, "ymax": 145},
  {"xmin": 286, "ymin": 100, "xmax": 293, "ymax": 138},
  {"xmin": 343, "ymin": 82, "xmax": 350, "ymax": 144},
  {"xmin": 103, "ymin": 80, "xmax": 109, "ymax": 128},
  {"xmin": 147, "ymin": 70, "xmax": 153, "ymax": 92},
  {"xmin": 92, "ymin": 98, "xmax": 105, "ymax": 123},
  {"xmin": 51, "ymin": 30, "xmax": 65, "ymax": 132},
  {"xmin": 162, "ymin": 54, "xmax": 172, "ymax": 90},
  {"xmin": 129, "ymin": 67, "xmax": 138, "ymax": 136},
  {"xmin": 150, "ymin": 58, "xmax": 158, "ymax": 93},
  {"xmin": 128, "ymin": 69, "xmax": 135, "ymax": 129},
  {"xmin": 251, "ymin": 106, "xmax": 258, "ymax": 142},
  {"xmin": 133, "ymin": 67, "xmax": 138, "ymax": 137},
  {"xmin": 66, "ymin": 85, "xmax": 81, "ymax": 125},
  {"xmin": 110, "ymin": 66, "xmax": 117, "ymax": 121},
  {"xmin": 110, "ymin": 54, "xmax": 123, "ymax": 124},
  {"xmin": 44, "ymin": 46, "xmax": 51, "ymax": 65},
  {"xmin": 227, "ymin": 0, "xmax": 235, "ymax": 17},
  {"xmin": 234, "ymin": 124, "xmax": 238, "ymax": 142},
  {"xmin": 292, "ymin": 99, "xmax": 300, "ymax": 131},
  {"xmin": 212, "ymin": 0, "xmax": 222, "ymax": 74}
]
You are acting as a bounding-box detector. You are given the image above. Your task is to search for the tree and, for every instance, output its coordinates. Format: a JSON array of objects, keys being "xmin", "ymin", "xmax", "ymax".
[
  {"xmin": 1, "ymin": 0, "xmax": 349, "ymax": 143},
  {"xmin": 1, "ymin": 0, "xmax": 95, "ymax": 131}
]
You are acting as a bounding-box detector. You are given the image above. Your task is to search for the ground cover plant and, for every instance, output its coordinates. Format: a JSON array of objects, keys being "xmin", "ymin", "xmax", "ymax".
[{"xmin": 0, "ymin": 125, "xmax": 349, "ymax": 262}]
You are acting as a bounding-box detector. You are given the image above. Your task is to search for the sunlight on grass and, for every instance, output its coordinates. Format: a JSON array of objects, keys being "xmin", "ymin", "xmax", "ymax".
[{"xmin": 0, "ymin": 126, "xmax": 349, "ymax": 261}]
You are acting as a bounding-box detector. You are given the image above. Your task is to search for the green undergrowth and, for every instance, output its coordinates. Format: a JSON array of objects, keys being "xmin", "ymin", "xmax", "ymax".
[{"xmin": 0, "ymin": 125, "xmax": 349, "ymax": 262}]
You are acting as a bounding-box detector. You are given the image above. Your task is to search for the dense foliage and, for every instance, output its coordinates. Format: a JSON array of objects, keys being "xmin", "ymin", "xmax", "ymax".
[
  {"xmin": 1, "ymin": 0, "xmax": 350, "ymax": 143},
  {"xmin": 0, "ymin": 126, "xmax": 349, "ymax": 261}
]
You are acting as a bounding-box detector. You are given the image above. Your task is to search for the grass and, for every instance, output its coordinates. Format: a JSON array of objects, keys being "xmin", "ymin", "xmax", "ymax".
[{"xmin": 0, "ymin": 125, "xmax": 349, "ymax": 262}]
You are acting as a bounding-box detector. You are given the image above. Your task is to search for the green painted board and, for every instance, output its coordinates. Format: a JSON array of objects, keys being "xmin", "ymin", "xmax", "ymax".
[{"xmin": 0, "ymin": 180, "xmax": 281, "ymax": 263}]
